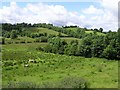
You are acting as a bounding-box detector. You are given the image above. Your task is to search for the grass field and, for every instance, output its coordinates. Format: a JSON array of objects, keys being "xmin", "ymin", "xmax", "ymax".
[
  {"xmin": 1, "ymin": 27, "xmax": 118, "ymax": 88},
  {"xmin": 2, "ymin": 43, "xmax": 118, "ymax": 88},
  {"xmin": 5, "ymin": 35, "xmax": 82, "ymax": 45},
  {"xmin": 5, "ymin": 37, "xmax": 35, "ymax": 44},
  {"xmin": 65, "ymin": 28, "xmax": 79, "ymax": 31},
  {"xmin": 85, "ymin": 31, "xmax": 105, "ymax": 36},
  {"xmin": 24, "ymin": 27, "xmax": 68, "ymax": 36},
  {"xmin": 66, "ymin": 27, "xmax": 105, "ymax": 36}
]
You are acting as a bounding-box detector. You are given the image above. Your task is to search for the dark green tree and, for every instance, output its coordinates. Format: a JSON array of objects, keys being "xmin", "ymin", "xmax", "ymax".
[{"xmin": 10, "ymin": 30, "xmax": 18, "ymax": 39}]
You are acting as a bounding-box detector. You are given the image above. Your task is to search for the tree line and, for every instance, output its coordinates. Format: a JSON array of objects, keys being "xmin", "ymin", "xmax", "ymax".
[
  {"xmin": 39, "ymin": 31, "xmax": 120, "ymax": 60},
  {"xmin": 1, "ymin": 23, "xmax": 120, "ymax": 60}
]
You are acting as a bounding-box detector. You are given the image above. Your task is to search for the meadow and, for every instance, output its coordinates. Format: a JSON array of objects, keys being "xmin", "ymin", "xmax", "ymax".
[
  {"xmin": 2, "ymin": 43, "xmax": 118, "ymax": 88},
  {"xmin": 1, "ymin": 23, "xmax": 119, "ymax": 89}
]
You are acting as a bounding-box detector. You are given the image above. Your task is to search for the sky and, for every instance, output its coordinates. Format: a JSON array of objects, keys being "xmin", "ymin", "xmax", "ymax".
[{"xmin": 0, "ymin": 0, "xmax": 119, "ymax": 31}]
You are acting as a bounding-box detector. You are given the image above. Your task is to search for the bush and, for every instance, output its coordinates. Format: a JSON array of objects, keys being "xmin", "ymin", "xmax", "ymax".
[
  {"xmin": 15, "ymin": 42, "xmax": 19, "ymax": 44},
  {"xmin": 4, "ymin": 61, "xmax": 13, "ymax": 67},
  {"xmin": 57, "ymin": 76, "xmax": 89, "ymax": 88},
  {"xmin": 26, "ymin": 41, "xmax": 32, "ymax": 43},
  {"xmin": 36, "ymin": 46, "xmax": 44, "ymax": 51},
  {"xmin": 7, "ymin": 41, "xmax": 12, "ymax": 44},
  {"xmin": 20, "ymin": 40, "xmax": 26, "ymax": 43},
  {"xmin": 4, "ymin": 81, "xmax": 38, "ymax": 88},
  {"xmin": 34, "ymin": 38, "xmax": 40, "ymax": 42},
  {"xmin": 2, "ymin": 38, "xmax": 5, "ymax": 44},
  {"xmin": 40, "ymin": 36, "xmax": 48, "ymax": 42}
]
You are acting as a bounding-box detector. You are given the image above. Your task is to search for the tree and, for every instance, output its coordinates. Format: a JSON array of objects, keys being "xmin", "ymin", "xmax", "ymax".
[
  {"xmin": 118, "ymin": 28, "xmax": 120, "ymax": 44},
  {"xmin": 4, "ymin": 32, "xmax": 10, "ymax": 38},
  {"xmin": 10, "ymin": 30, "xmax": 18, "ymax": 39},
  {"xmin": 47, "ymin": 37, "xmax": 67, "ymax": 54},
  {"xmin": 92, "ymin": 36, "xmax": 105, "ymax": 57},
  {"xmin": 40, "ymin": 36, "xmax": 48, "ymax": 42},
  {"xmin": 99, "ymin": 28, "xmax": 103, "ymax": 32},
  {"xmin": 102, "ymin": 45, "xmax": 117, "ymax": 59},
  {"xmin": 58, "ymin": 32, "xmax": 62, "ymax": 37},
  {"xmin": 2, "ymin": 38, "xmax": 5, "ymax": 44},
  {"xmin": 44, "ymin": 44, "xmax": 52, "ymax": 53}
]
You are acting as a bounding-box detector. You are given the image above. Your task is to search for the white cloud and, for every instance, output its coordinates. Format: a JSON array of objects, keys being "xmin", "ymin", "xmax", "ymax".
[
  {"xmin": 0, "ymin": 1, "xmax": 119, "ymax": 31},
  {"xmin": 82, "ymin": 5, "xmax": 104, "ymax": 15},
  {"xmin": 80, "ymin": 0, "xmax": 118, "ymax": 31}
]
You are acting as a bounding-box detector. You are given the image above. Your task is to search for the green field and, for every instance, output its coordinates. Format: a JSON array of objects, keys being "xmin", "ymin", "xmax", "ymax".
[
  {"xmin": 2, "ymin": 25, "xmax": 119, "ymax": 88},
  {"xmin": 85, "ymin": 31, "xmax": 105, "ymax": 36},
  {"xmin": 24, "ymin": 27, "xmax": 68, "ymax": 36},
  {"xmin": 66, "ymin": 27, "xmax": 105, "ymax": 36},
  {"xmin": 2, "ymin": 43, "xmax": 118, "ymax": 88}
]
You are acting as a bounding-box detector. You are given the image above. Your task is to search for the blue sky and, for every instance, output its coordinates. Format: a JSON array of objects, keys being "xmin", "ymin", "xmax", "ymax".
[
  {"xmin": 0, "ymin": 0, "xmax": 118, "ymax": 31},
  {"xmin": 1, "ymin": 2, "xmax": 102, "ymax": 12}
]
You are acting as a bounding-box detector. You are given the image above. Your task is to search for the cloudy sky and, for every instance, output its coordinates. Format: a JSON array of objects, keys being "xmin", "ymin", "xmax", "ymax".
[{"xmin": 0, "ymin": 0, "xmax": 119, "ymax": 31}]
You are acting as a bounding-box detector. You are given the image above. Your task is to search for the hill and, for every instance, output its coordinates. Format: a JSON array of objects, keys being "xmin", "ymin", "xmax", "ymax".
[
  {"xmin": 23, "ymin": 27, "xmax": 68, "ymax": 36},
  {"xmin": 65, "ymin": 27, "xmax": 105, "ymax": 36},
  {"xmin": 1, "ymin": 23, "xmax": 119, "ymax": 88},
  {"xmin": 2, "ymin": 44, "xmax": 118, "ymax": 88}
]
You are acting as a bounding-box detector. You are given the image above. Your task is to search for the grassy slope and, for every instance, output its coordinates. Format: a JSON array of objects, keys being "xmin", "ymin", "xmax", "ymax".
[
  {"xmin": 5, "ymin": 37, "xmax": 35, "ymax": 43},
  {"xmin": 2, "ymin": 43, "xmax": 118, "ymax": 88},
  {"xmin": 5, "ymin": 27, "xmax": 82, "ymax": 44},
  {"xmin": 66, "ymin": 28, "xmax": 105, "ymax": 36},
  {"xmin": 24, "ymin": 27, "xmax": 67, "ymax": 36},
  {"xmin": 85, "ymin": 31, "xmax": 105, "ymax": 36}
]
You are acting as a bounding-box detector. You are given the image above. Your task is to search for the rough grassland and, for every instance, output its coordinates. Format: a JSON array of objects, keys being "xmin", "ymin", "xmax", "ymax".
[
  {"xmin": 2, "ymin": 43, "xmax": 118, "ymax": 88},
  {"xmin": 24, "ymin": 27, "xmax": 68, "ymax": 36}
]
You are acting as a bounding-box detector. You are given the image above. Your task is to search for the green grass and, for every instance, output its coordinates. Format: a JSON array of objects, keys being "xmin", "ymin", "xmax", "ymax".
[
  {"xmin": 24, "ymin": 27, "xmax": 68, "ymax": 36},
  {"xmin": 65, "ymin": 28, "xmax": 79, "ymax": 31},
  {"xmin": 65, "ymin": 27, "xmax": 105, "ymax": 36},
  {"xmin": 85, "ymin": 31, "xmax": 105, "ymax": 36},
  {"xmin": 5, "ymin": 36, "xmax": 35, "ymax": 44},
  {"xmin": 2, "ymin": 43, "xmax": 118, "ymax": 88},
  {"xmin": 2, "ymin": 43, "xmax": 47, "ymax": 51}
]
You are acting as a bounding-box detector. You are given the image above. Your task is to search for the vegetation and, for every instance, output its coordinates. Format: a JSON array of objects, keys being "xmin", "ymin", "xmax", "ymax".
[
  {"xmin": 1, "ymin": 23, "xmax": 119, "ymax": 88},
  {"xmin": 2, "ymin": 48, "xmax": 118, "ymax": 88}
]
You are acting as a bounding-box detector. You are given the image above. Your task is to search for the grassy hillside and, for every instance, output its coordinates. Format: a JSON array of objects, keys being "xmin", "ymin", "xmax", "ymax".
[
  {"xmin": 24, "ymin": 27, "xmax": 68, "ymax": 36},
  {"xmin": 66, "ymin": 27, "xmax": 105, "ymax": 36},
  {"xmin": 2, "ymin": 43, "xmax": 118, "ymax": 88},
  {"xmin": 2, "ymin": 24, "xmax": 119, "ymax": 88},
  {"xmin": 85, "ymin": 31, "xmax": 105, "ymax": 36}
]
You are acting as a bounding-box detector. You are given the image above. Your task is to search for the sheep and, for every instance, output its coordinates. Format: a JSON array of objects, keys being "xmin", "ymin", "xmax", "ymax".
[
  {"xmin": 28, "ymin": 59, "xmax": 34, "ymax": 63},
  {"xmin": 24, "ymin": 64, "xmax": 29, "ymax": 67}
]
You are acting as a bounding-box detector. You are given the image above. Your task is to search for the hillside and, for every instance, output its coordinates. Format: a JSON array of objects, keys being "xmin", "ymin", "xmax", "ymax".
[
  {"xmin": 65, "ymin": 27, "xmax": 105, "ymax": 36},
  {"xmin": 23, "ymin": 27, "xmax": 68, "ymax": 36},
  {"xmin": 1, "ymin": 23, "xmax": 119, "ymax": 89},
  {"xmin": 2, "ymin": 44, "xmax": 118, "ymax": 88}
]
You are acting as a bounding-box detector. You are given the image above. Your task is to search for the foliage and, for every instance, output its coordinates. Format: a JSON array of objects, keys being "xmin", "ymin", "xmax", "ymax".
[{"xmin": 10, "ymin": 30, "xmax": 18, "ymax": 39}]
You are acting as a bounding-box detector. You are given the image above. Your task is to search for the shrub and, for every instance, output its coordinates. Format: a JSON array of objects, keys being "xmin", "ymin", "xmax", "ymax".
[
  {"xmin": 5, "ymin": 66, "xmax": 13, "ymax": 70},
  {"xmin": 27, "ymin": 41, "xmax": 32, "ymax": 43},
  {"xmin": 15, "ymin": 42, "xmax": 19, "ymax": 44},
  {"xmin": 5, "ymin": 81, "xmax": 38, "ymax": 88},
  {"xmin": 2, "ymin": 38, "xmax": 5, "ymax": 44},
  {"xmin": 7, "ymin": 42, "xmax": 12, "ymax": 44},
  {"xmin": 20, "ymin": 40, "xmax": 26, "ymax": 43},
  {"xmin": 40, "ymin": 36, "xmax": 48, "ymax": 42},
  {"xmin": 35, "ymin": 38, "xmax": 40, "ymax": 42},
  {"xmin": 57, "ymin": 76, "xmax": 89, "ymax": 88},
  {"xmin": 4, "ymin": 61, "xmax": 13, "ymax": 67},
  {"xmin": 36, "ymin": 46, "xmax": 44, "ymax": 51}
]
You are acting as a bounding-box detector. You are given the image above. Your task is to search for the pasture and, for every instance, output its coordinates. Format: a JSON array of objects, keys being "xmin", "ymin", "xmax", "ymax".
[{"xmin": 2, "ymin": 43, "xmax": 118, "ymax": 88}]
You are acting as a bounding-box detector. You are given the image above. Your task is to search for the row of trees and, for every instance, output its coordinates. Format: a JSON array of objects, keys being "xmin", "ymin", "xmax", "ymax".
[
  {"xmin": 2, "ymin": 23, "xmax": 103, "ymax": 38},
  {"xmin": 39, "ymin": 30, "xmax": 120, "ymax": 60}
]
